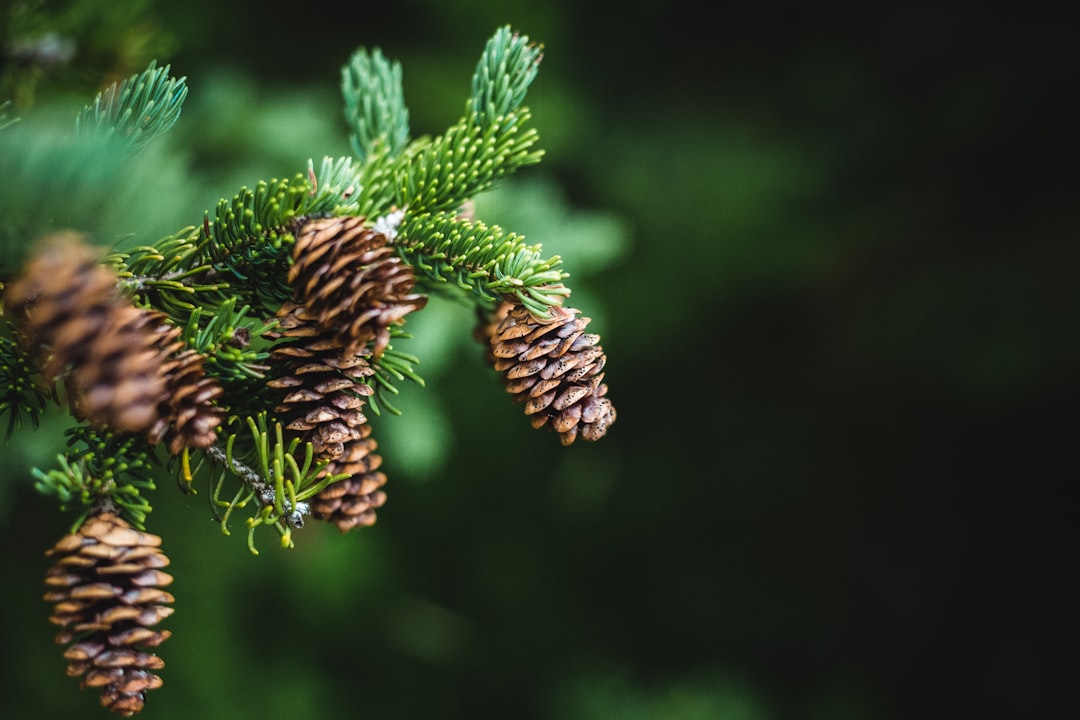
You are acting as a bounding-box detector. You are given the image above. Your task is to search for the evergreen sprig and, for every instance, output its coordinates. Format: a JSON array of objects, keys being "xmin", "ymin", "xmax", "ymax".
[
  {"xmin": 342, "ymin": 47, "xmax": 410, "ymax": 162},
  {"xmin": 32, "ymin": 425, "xmax": 159, "ymax": 529},
  {"xmin": 397, "ymin": 112, "xmax": 543, "ymax": 215},
  {"xmin": 339, "ymin": 24, "xmax": 543, "ymax": 219},
  {"xmin": 0, "ymin": 321, "xmax": 52, "ymax": 438},
  {"xmin": 395, "ymin": 25, "xmax": 543, "ymax": 215},
  {"xmin": 202, "ymin": 176, "xmax": 309, "ymax": 310},
  {"xmin": 469, "ymin": 25, "xmax": 543, "ymax": 122},
  {"xmin": 397, "ymin": 211, "xmax": 568, "ymax": 314},
  {"xmin": 109, "ymin": 227, "xmax": 228, "ymax": 321},
  {"xmin": 75, "ymin": 60, "xmax": 187, "ymax": 156},
  {"xmin": 202, "ymin": 412, "xmax": 342, "ymax": 552}
]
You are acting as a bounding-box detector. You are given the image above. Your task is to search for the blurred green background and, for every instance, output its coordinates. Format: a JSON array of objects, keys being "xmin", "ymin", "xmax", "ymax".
[{"xmin": 1, "ymin": 2, "xmax": 1077, "ymax": 719}]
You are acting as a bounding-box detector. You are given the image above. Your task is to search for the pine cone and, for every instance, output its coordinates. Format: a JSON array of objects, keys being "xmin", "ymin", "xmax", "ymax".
[
  {"xmin": 43, "ymin": 512, "xmax": 174, "ymax": 716},
  {"xmin": 266, "ymin": 301, "xmax": 388, "ymax": 531},
  {"xmin": 3, "ymin": 236, "xmax": 205, "ymax": 440},
  {"xmin": 2, "ymin": 232, "xmax": 116, "ymax": 364},
  {"xmin": 3, "ymin": 234, "xmax": 171, "ymax": 436},
  {"xmin": 484, "ymin": 301, "xmax": 617, "ymax": 445},
  {"xmin": 289, "ymin": 215, "xmax": 427, "ymax": 359}
]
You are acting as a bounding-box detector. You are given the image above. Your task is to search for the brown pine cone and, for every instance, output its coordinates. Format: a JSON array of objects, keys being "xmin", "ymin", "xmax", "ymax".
[
  {"xmin": 43, "ymin": 512, "xmax": 174, "ymax": 716},
  {"xmin": 2, "ymin": 232, "xmax": 118, "ymax": 379},
  {"xmin": 288, "ymin": 215, "xmax": 427, "ymax": 359},
  {"xmin": 3, "ymin": 234, "xmax": 171, "ymax": 435},
  {"xmin": 485, "ymin": 301, "xmax": 617, "ymax": 445},
  {"xmin": 266, "ymin": 301, "xmax": 389, "ymax": 531}
]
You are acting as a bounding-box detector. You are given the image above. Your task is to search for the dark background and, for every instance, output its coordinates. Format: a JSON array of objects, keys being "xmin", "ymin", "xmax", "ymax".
[{"xmin": 1, "ymin": 2, "xmax": 1077, "ymax": 718}]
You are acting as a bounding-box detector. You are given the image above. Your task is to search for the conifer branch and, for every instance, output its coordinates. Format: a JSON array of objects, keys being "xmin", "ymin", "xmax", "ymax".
[
  {"xmin": 393, "ymin": 25, "xmax": 544, "ymax": 213},
  {"xmin": 470, "ymin": 25, "xmax": 543, "ymax": 122},
  {"xmin": 109, "ymin": 227, "xmax": 228, "ymax": 321},
  {"xmin": 202, "ymin": 412, "xmax": 341, "ymax": 551},
  {"xmin": 201, "ymin": 176, "xmax": 308, "ymax": 308},
  {"xmin": 397, "ymin": 107, "xmax": 543, "ymax": 215},
  {"xmin": 0, "ymin": 320, "xmax": 53, "ymax": 437},
  {"xmin": 2, "ymin": 25, "xmax": 621, "ymax": 715},
  {"xmin": 32, "ymin": 425, "xmax": 160, "ymax": 529}
]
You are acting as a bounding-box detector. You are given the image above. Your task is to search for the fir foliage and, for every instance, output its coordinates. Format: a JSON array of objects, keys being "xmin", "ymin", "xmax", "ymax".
[
  {"xmin": 32, "ymin": 425, "xmax": 159, "ymax": 529},
  {"xmin": 75, "ymin": 61, "xmax": 188, "ymax": 157},
  {"xmin": 342, "ymin": 47, "xmax": 410, "ymax": 162},
  {"xmin": 2, "ymin": 24, "xmax": 609, "ymax": 547},
  {"xmin": 398, "ymin": 211, "xmax": 569, "ymax": 314},
  {"xmin": 0, "ymin": 321, "xmax": 53, "ymax": 438}
]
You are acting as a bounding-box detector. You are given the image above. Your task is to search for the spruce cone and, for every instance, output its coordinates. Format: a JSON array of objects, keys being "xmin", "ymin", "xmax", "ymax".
[
  {"xmin": 43, "ymin": 512, "xmax": 174, "ymax": 716},
  {"xmin": 3, "ymin": 234, "xmax": 169, "ymax": 434},
  {"xmin": 289, "ymin": 215, "xmax": 427, "ymax": 359},
  {"xmin": 266, "ymin": 301, "xmax": 388, "ymax": 531},
  {"xmin": 266, "ymin": 301, "xmax": 375, "ymax": 461},
  {"xmin": 483, "ymin": 301, "xmax": 617, "ymax": 445},
  {"xmin": 4, "ymin": 237, "xmax": 225, "ymax": 451}
]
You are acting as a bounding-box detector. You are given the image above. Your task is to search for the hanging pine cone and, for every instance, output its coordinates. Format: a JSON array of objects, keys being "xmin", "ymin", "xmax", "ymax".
[
  {"xmin": 483, "ymin": 301, "xmax": 617, "ymax": 446},
  {"xmin": 2, "ymin": 232, "xmax": 117, "ymax": 376},
  {"xmin": 43, "ymin": 511, "xmax": 174, "ymax": 716},
  {"xmin": 3, "ymin": 234, "xmax": 170, "ymax": 435},
  {"xmin": 288, "ymin": 215, "xmax": 427, "ymax": 359},
  {"xmin": 265, "ymin": 301, "xmax": 388, "ymax": 531}
]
